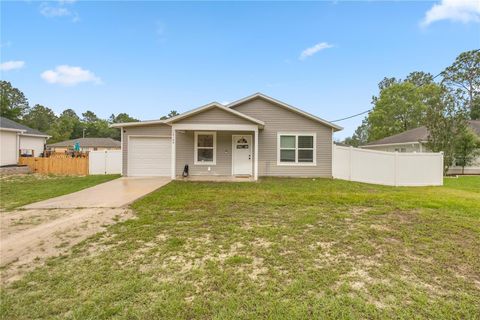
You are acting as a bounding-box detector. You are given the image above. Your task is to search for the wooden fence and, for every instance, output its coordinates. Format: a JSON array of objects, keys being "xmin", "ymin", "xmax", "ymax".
[{"xmin": 19, "ymin": 156, "xmax": 89, "ymax": 175}]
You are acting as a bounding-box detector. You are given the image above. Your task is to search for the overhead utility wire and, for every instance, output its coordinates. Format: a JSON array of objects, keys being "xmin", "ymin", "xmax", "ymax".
[{"xmin": 330, "ymin": 72, "xmax": 442, "ymax": 123}]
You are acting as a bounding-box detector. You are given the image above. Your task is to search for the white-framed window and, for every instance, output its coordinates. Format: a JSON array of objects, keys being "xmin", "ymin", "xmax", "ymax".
[
  {"xmin": 194, "ymin": 131, "xmax": 216, "ymax": 165},
  {"xmin": 277, "ymin": 133, "xmax": 316, "ymax": 166}
]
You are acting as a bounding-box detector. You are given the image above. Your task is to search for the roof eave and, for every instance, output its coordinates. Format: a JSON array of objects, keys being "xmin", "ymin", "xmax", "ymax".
[
  {"xmin": 226, "ymin": 92, "xmax": 343, "ymax": 131},
  {"xmin": 21, "ymin": 133, "xmax": 51, "ymax": 138},
  {"xmin": 164, "ymin": 102, "xmax": 265, "ymax": 127},
  {"xmin": 110, "ymin": 120, "xmax": 168, "ymax": 128},
  {"xmin": 0, "ymin": 127, "xmax": 26, "ymax": 133}
]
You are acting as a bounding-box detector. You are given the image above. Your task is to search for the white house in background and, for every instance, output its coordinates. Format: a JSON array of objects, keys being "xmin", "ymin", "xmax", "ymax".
[
  {"xmin": 360, "ymin": 120, "xmax": 480, "ymax": 174},
  {"xmin": 0, "ymin": 116, "xmax": 50, "ymax": 166},
  {"xmin": 47, "ymin": 137, "xmax": 121, "ymax": 153}
]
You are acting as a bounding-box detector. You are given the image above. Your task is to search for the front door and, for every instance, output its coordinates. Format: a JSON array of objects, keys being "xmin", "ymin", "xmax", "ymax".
[{"xmin": 232, "ymin": 135, "xmax": 252, "ymax": 176}]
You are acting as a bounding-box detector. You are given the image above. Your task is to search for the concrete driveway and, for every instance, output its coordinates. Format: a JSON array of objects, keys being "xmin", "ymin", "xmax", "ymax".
[
  {"xmin": 2, "ymin": 176, "xmax": 170, "ymax": 284},
  {"xmin": 23, "ymin": 177, "xmax": 171, "ymax": 209}
]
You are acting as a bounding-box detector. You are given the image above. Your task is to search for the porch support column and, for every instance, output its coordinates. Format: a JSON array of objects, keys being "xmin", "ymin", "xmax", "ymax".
[
  {"xmin": 171, "ymin": 127, "xmax": 176, "ymax": 179},
  {"xmin": 254, "ymin": 127, "xmax": 259, "ymax": 181}
]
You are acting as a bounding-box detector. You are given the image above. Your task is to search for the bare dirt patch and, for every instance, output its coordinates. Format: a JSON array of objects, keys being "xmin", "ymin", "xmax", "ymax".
[
  {"xmin": 0, "ymin": 207, "xmax": 132, "ymax": 284},
  {"xmin": 349, "ymin": 207, "xmax": 371, "ymax": 216},
  {"xmin": 0, "ymin": 173, "xmax": 55, "ymax": 182}
]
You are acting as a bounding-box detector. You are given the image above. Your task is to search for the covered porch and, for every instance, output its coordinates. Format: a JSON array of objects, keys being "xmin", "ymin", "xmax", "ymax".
[{"xmin": 171, "ymin": 124, "xmax": 260, "ymax": 181}]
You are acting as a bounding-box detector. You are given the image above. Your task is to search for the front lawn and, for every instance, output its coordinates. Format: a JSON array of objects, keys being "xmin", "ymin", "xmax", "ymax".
[
  {"xmin": 0, "ymin": 174, "xmax": 120, "ymax": 210},
  {"xmin": 444, "ymin": 175, "xmax": 480, "ymax": 193},
  {"xmin": 1, "ymin": 177, "xmax": 479, "ymax": 319}
]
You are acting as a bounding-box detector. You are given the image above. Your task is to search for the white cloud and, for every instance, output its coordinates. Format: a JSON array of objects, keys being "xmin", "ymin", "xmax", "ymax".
[
  {"xmin": 0, "ymin": 41, "xmax": 12, "ymax": 48},
  {"xmin": 41, "ymin": 65, "xmax": 102, "ymax": 86},
  {"xmin": 421, "ymin": 0, "xmax": 480, "ymax": 26},
  {"xmin": 299, "ymin": 42, "xmax": 334, "ymax": 60},
  {"xmin": 156, "ymin": 22, "xmax": 165, "ymax": 36},
  {"xmin": 40, "ymin": 5, "xmax": 71, "ymax": 17},
  {"xmin": 39, "ymin": 1, "xmax": 79, "ymax": 22},
  {"xmin": 0, "ymin": 60, "xmax": 25, "ymax": 71},
  {"xmin": 155, "ymin": 21, "xmax": 167, "ymax": 42}
]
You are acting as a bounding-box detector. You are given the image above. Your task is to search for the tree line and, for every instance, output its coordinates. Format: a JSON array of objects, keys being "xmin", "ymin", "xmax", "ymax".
[
  {"xmin": 0, "ymin": 81, "xmax": 179, "ymax": 143},
  {"xmin": 343, "ymin": 49, "xmax": 480, "ymax": 173}
]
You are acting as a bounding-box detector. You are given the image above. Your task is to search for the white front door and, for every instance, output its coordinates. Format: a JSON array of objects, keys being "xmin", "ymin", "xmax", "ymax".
[{"xmin": 232, "ymin": 135, "xmax": 252, "ymax": 176}]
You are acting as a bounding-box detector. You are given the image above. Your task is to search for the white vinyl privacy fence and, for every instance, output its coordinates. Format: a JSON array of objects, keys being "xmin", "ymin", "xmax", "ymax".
[
  {"xmin": 333, "ymin": 145, "xmax": 443, "ymax": 186},
  {"xmin": 89, "ymin": 150, "xmax": 122, "ymax": 175}
]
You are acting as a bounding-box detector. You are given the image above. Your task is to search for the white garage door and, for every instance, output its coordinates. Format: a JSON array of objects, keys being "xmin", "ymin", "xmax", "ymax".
[{"xmin": 128, "ymin": 136, "xmax": 171, "ymax": 176}]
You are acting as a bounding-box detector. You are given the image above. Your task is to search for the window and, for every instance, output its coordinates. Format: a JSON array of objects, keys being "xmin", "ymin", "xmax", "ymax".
[
  {"xmin": 278, "ymin": 133, "xmax": 316, "ymax": 165},
  {"xmin": 194, "ymin": 132, "xmax": 216, "ymax": 165},
  {"xmin": 236, "ymin": 137, "xmax": 249, "ymax": 149}
]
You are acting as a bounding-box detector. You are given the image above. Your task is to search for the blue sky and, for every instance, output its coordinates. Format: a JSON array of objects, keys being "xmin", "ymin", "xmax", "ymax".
[{"xmin": 1, "ymin": 1, "xmax": 479, "ymax": 139}]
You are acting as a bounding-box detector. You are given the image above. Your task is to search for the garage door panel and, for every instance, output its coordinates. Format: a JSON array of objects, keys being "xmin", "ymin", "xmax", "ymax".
[{"xmin": 128, "ymin": 136, "xmax": 171, "ymax": 176}]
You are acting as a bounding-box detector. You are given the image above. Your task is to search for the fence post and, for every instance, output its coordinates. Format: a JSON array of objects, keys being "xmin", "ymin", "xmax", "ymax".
[
  {"xmin": 349, "ymin": 146, "xmax": 353, "ymax": 181},
  {"xmin": 331, "ymin": 143, "xmax": 335, "ymax": 179},
  {"xmin": 394, "ymin": 151, "xmax": 398, "ymax": 187},
  {"xmin": 440, "ymin": 151, "xmax": 444, "ymax": 185}
]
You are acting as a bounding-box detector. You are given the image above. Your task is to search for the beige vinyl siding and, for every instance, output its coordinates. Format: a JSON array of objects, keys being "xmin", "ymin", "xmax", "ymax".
[
  {"xmin": 231, "ymin": 97, "xmax": 333, "ymax": 177},
  {"xmin": 122, "ymin": 124, "xmax": 171, "ymax": 176},
  {"xmin": 172, "ymin": 107, "xmax": 254, "ymax": 125},
  {"xmin": 19, "ymin": 136, "xmax": 46, "ymax": 157},
  {"xmin": 176, "ymin": 131, "xmax": 254, "ymax": 176}
]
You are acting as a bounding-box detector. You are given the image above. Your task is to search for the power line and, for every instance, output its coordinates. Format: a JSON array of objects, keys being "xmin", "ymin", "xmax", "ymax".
[
  {"xmin": 330, "ymin": 72, "xmax": 443, "ymax": 123},
  {"xmin": 331, "ymin": 109, "xmax": 371, "ymax": 122}
]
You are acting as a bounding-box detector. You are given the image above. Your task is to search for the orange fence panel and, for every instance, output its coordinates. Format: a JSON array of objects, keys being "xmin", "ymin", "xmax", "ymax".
[{"xmin": 19, "ymin": 157, "xmax": 89, "ymax": 175}]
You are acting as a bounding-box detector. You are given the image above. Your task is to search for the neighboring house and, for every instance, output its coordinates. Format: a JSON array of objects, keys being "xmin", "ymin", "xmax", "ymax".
[
  {"xmin": 360, "ymin": 120, "xmax": 480, "ymax": 174},
  {"xmin": 111, "ymin": 93, "xmax": 343, "ymax": 180},
  {"xmin": 334, "ymin": 141, "xmax": 349, "ymax": 147},
  {"xmin": 0, "ymin": 117, "xmax": 50, "ymax": 166},
  {"xmin": 47, "ymin": 137, "xmax": 121, "ymax": 153}
]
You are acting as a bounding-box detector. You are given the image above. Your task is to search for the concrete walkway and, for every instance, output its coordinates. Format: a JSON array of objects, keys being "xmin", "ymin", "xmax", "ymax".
[{"xmin": 22, "ymin": 177, "xmax": 171, "ymax": 209}]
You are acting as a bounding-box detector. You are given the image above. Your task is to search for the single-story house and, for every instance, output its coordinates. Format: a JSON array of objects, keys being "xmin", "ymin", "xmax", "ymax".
[
  {"xmin": 0, "ymin": 117, "xmax": 50, "ymax": 166},
  {"xmin": 47, "ymin": 137, "xmax": 121, "ymax": 153},
  {"xmin": 360, "ymin": 120, "xmax": 480, "ymax": 174},
  {"xmin": 111, "ymin": 93, "xmax": 343, "ymax": 180}
]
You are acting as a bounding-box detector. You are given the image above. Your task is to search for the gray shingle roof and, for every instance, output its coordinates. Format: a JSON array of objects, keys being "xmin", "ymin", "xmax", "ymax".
[
  {"xmin": 365, "ymin": 120, "xmax": 480, "ymax": 146},
  {"xmin": 0, "ymin": 116, "xmax": 49, "ymax": 136},
  {"xmin": 48, "ymin": 137, "xmax": 121, "ymax": 148}
]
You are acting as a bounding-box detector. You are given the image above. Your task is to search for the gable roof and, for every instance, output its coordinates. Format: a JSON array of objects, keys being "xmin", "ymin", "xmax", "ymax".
[
  {"xmin": 0, "ymin": 116, "xmax": 50, "ymax": 137},
  {"xmin": 110, "ymin": 93, "xmax": 341, "ymax": 131},
  {"xmin": 364, "ymin": 120, "xmax": 480, "ymax": 147},
  {"xmin": 48, "ymin": 137, "xmax": 121, "ymax": 148},
  {"xmin": 164, "ymin": 102, "xmax": 265, "ymax": 127},
  {"xmin": 110, "ymin": 103, "xmax": 265, "ymax": 129},
  {"xmin": 227, "ymin": 93, "xmax": 343, "ymax": 131}
]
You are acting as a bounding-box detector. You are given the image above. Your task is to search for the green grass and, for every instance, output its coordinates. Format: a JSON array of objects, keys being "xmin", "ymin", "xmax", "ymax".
[
  {"xmin": 0, "ymin": 174, "xmax": 120, "ymax": 210},
  {"xmin": 1, "ymin": 177, "xmax": 479, "ymax": 319},
  {"xmin": 444, "ymin": 175, "xmax": 480, "ymax": 193}
]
